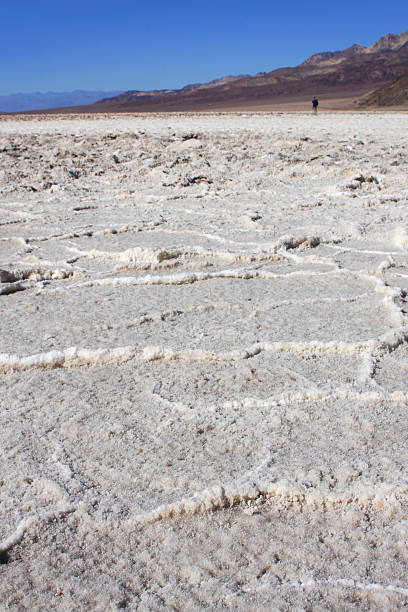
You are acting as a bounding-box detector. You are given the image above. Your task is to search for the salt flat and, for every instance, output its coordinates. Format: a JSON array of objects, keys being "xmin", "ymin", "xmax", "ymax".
[{"xmin": 1, "ymin": 112, "xmax": 408, "ymax": 610}]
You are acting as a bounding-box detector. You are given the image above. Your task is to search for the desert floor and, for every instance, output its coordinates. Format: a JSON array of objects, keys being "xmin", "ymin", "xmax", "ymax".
[{"xmin": 1, "ymin": 112, "xmax": 408, "ymax": 610}]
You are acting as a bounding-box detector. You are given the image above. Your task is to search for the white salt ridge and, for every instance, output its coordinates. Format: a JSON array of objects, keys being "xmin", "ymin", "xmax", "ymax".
[
  {"xmin": 3, "ymin": 471, "xmax": 405, "ymax": 562},
  {"xmin": 0, "ymin": 266, "xmax": 73, "ymax": 283},
  {"xmin": 155, "ymin": 227, "xmax": 267, "ymax": 246},
  {"xmin": 326, "ymin": 244, "xmax": 403, "ymax": 256},
  {"xmin": 0, "ymin": 506, "xmax": 76, "ymax": 555},
  {"xmin": 129, "ymin": 475, "xmax": 407, "ymax": 527},
  {"xmin": 70, "ymin": 245, "xmax": 181, "ymax": 265},
  {"xmin": 69, "ymin": 234, "xmax": 322, "ymax": 268},
  {"xmin": 154, "ymin": 388, "xmax": 408, "ymax": 428},
  {"xmin": 0, "ymin": 345, "xmax": 136, "ymax": 372},
  {"xmin": 270, "ymin": 577, "xmax": 408, "ymax": 597},
  {"xmin": 0, "ymin": 265, "xmax": 74, "ymax": 295},
  {"xmin": 112, "ymin": 246, "xmax": 283, "ymax": 269},
  {"xmin": 73, "ymin": 266, "xmax": 351, "ymax": 289},
  {"xmin": 329, "ymin": 578, "xmax": 408, "ymax": 598},
  {"xmin": 222, "ymin": 388, "xmax": 408, "ymax": 411},
  {"xmin": 18, "ymin": 219, "xmax": 164, "ymax": 245},
  {"xmin": 70, "ymin": 259, "xmax": 407, "ymax": 292},
  {"xmin": 359, "ymin": 327, "xmax": 408, "ymax": 382},
  {"xmin": 0, "ymin": 338, "xmax": 393, "ymax": 373}
]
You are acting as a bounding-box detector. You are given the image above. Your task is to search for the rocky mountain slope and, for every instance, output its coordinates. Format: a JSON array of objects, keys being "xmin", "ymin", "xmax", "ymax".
[
  {"xmin": 105, "ymin": 75, "xmax": 250, "ymax": 105},
  {"xmin": 301, "ymin": 30, "xmax": 408, "ymax": 67},
  {"xmin": 86, "ymin": 30, "xmax": 408, "ymax": 112},
  {"xmin": 359, "ymin": 71, "xmax": 408, "ymax": 106},
  {"xmin": 23, "ymin": 30, "xmax": 408, "ymax": 113}
]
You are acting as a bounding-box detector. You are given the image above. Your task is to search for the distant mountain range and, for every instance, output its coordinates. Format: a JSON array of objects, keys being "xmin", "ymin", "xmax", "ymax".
[
  {"xmin": 0, "ymin": 90, "xmax": 123, "ymax": 113},
  {"xmin": 6, "ymin": 30, "xmax": 408, "ymax": 113},
  {"xmin": 85, "ymin": 30, "xmax": 408, "ymax": 112}
]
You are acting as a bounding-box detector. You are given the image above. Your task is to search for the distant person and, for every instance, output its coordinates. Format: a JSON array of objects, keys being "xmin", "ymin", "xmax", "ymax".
[{"xmin": 312, "ymin": 97, "xmax": 319, "ymax": 113}]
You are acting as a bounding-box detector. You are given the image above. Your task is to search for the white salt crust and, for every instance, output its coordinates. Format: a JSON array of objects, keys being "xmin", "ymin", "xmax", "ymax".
[{"xmin": 1, "ymin": 113, "xmax": 408, "ymax": 609}]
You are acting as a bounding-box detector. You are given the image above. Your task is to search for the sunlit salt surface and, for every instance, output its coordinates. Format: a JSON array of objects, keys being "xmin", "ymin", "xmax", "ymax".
[{"xmin": 1, "ymin": 112, "xmax": 408, "ymax": 609}]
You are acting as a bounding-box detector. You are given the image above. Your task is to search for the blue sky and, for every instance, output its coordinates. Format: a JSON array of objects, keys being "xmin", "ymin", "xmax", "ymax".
[{"xmin": 1, "ymin": 0, "xmax": 407, "ymax": 95}]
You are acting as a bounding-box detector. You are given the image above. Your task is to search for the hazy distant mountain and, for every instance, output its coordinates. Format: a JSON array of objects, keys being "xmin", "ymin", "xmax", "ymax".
[
  {"xmin": 0, "ymin": 90, "xmax": 123, "ymax": 113},
  {"xmin": 98, "ymin": 75, "xmax": 250, "ymax": 105},
  {"xmin": 359, "ymin": 71, "xmax": 408, "ymax": 106}
]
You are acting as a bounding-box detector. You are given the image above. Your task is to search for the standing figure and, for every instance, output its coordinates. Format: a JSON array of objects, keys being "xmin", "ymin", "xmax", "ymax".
[{"xmin": 312, "ymin": 97, "xmax": 319, "ymax": 113}]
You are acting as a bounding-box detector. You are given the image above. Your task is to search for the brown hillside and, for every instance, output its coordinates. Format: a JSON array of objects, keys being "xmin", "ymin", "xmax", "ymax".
[
  {"xmin": 29, "ymin": 30, "xmax": 408, "ymax": 114},
  {"xmin": 359, "ymin": 71, "xmax": 408, "ymax": 106}
]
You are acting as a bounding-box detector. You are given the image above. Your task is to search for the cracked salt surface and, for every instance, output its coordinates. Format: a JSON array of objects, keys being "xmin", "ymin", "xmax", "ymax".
[{"xmin": 1, "ymin": 112, "xmax": 408, "ymax": 609}]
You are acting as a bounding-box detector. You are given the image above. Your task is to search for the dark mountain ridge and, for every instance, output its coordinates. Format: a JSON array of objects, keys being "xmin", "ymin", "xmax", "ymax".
[
  {"xmin": 360, "ymin": 71, "xmax": 408, "ymax": 106},
  {"xmin": 22, "ymin": 30, "xmax": 408, "ymax": 113},
  {"xmin": 90, "ymin": 31, "xmax": 408, "ymax": 112}
]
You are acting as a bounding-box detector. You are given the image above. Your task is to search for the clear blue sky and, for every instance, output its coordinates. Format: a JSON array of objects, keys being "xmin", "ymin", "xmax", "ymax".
[{"xmin": 1, "ymin": 0, "xmax": 407, "ymax": 95}]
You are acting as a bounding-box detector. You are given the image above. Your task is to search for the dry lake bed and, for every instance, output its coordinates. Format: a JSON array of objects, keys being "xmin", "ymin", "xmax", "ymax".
[{"xmin": 1, "ymin": 112, "xmax": 408, "ymax": 609}]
